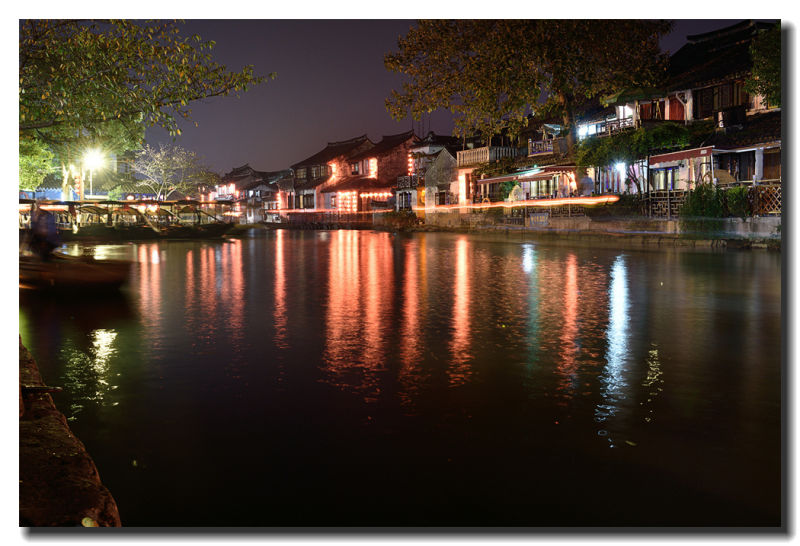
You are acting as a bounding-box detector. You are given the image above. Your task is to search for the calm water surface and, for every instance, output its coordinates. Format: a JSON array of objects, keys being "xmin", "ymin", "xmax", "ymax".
[{"xmin": 19, "ymin": 230, "xmax": 782, "ymax": 526}]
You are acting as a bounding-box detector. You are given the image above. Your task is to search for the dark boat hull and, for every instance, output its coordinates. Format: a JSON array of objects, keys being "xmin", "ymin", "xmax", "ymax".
[
  {"xmin": 19, "ymin": 255, "xmax": 132, "ymax": 291},
  {"xmin": 22, "ymin": 223, "xmax": 235, "ymax": 242}
]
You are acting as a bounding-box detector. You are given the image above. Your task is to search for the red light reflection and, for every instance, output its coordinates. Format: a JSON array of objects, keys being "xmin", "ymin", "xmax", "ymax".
[
  {"xmin": 274, "ymin": 230, "xmax": 288, "ymax": 349},
  {"xmin": 448, "ymin": 236, "xmax": 472, "ymax": 386}
]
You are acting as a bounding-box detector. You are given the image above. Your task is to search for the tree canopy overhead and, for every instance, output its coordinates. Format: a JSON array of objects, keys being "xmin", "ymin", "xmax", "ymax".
[
  {"xmin": 745, "ymin": 22, "xmax": 781, "ymax": 108},
  {"xmin": 19, "ymin": 19, "xmax": 272, "ymax": 141},
  {"xmin": 385, "ymin": 20, "xmax": 673, "ymax": 152}
]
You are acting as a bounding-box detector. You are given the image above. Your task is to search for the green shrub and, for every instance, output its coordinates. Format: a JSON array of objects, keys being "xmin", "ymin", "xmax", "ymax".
[
  {"xmin": 380, "ymin": 210, "xmax": 420, "ymax": 229},
  {"xmin": 725, "ymin": 186, "xmax": 751, "ymax": 219},
  {"xmin": 680, "ymin": 183, "xmax": 724, "ymax": 218}
]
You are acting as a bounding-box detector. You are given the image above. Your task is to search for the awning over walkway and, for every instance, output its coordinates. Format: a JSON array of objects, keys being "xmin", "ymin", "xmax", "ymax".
[
  {"xmin": 518, "ymin": 165, "xmax": 576, "ymax": 181},
  {"xmin": 477, "ymin": 167, "xmax": 551, "ymax": 185},
  {"xmin": 476, "ymin": 173, "xmax": 521, "ymax": 185}
]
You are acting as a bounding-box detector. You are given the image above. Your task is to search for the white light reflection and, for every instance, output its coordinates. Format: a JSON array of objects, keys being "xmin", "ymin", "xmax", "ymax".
[
  {"xmin": 595, "ymin": 255, "xmax": 630, "ymax": 429},
  {"xmin": 521, "ymin": 244, "xmax": 535, "ymax": 274},
  {"xmin": 60, "ymin": 328, "xmax": 120, "ymax": 419}
]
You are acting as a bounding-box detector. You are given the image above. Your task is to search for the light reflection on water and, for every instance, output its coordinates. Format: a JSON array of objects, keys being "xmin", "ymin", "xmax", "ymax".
[
  {"xmin": 19, "ymin": 231, "xmax": 782, "ymax": 526},
  {"xmin": 60, "ymin": 328, "xmax": 120, "ymax": 419}
]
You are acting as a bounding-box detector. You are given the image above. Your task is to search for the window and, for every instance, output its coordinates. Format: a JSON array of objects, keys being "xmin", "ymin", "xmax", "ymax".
[
  {"xmin": 296, "ymin": 168, "xmax": 307, "ymax": 179},
  {"xmin": 312, "ymin": 165, "xmax": 328, "ymax": 178},
  {"xmin": 651, "ymin": 167, "xmax": 676, "ymax": 190},
  {"xmin": 350, "ymin": 163, "xmax": 359, "ymax": 175}
]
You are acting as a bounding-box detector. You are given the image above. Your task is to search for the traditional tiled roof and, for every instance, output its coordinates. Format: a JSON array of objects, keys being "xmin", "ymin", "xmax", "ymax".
[
  {"xmin": 222, "ymin": 166, "xmax": 292, "ymax": 192},
  {"xmin": 666, "ymin": 20, "xmax": 774, "ymax": 91},
  {"xmin": 704, "ymin": 110, "xmax": 782, "ymax": 150},
  {"xmin": 275, "ymin": 173, "xmax": 295, "ymax": 192},
  {"xmin": 320, "ymin": 175, "xmax": 395, "ymax": 194},
  {"xmin": 291, "ymin": 135, "xmax": 373, "ymax": 169},
  {"xmin": 347, "ymin": 131, "xmax": 418, "ymax": 162},
  {"xmin": 413, "ymin": 131, "xmax": 460, "ymax": 149}
]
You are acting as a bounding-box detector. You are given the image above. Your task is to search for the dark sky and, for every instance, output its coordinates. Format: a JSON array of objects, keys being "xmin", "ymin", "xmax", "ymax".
[{"xmin": 147, "ymin": 19, "xmax": 751, "ymax": 175}]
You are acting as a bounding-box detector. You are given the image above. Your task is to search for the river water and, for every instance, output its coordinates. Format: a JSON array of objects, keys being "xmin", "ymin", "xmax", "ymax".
[{"xmin": 19, "ymin": 230, "xmax": 782, "ymax": 527}]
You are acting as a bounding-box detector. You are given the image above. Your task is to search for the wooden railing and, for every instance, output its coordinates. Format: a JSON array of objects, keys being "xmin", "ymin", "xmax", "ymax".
[
  {"xmin": 456, "ymin": 146, "xmax": 518, "ymax": 167},
  {"xmin": 585, "ymin": 117, "xmax": 636, "ymax": 139},
  {"xmin": 644, "ymin": 190, "xmax": 687, "ymax": 218},
  {"xmin": 750, "ymin": 184, "xmax": 781, "ymax": 216}
]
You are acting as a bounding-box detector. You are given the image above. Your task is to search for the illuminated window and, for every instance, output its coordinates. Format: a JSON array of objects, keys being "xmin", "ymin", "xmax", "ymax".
[
  {"xmin": 350, "ymin": 162, "xmax": 359, "ymax": 175},
  {"xmin": 296, "ymin": 168, "xmax": 307, "ymax": 179}
]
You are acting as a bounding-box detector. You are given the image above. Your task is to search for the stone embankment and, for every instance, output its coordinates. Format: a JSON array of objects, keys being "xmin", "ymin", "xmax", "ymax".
[
  {"xmin": 377, "ymin": 214, "xmax": 781, "ymax": 251},
  {"xmin": 19, "ymin": 338, "xmax": 121, "ymax": 527}
]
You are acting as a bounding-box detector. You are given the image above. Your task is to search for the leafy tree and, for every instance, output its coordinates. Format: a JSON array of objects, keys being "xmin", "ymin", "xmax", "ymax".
[
  {"xmin": 20, "ymin": 20, "xmax": 271, "ymax": 139},
  {"xmin": 499, "ymin": 180, "xmax": 517, "ymax": 200},
  {"xmin": 133, "ymin": 143, "xmax": 218, "ymax": 200},
  {"xmin": 20, "ymin": 19, "xmax": 268, "ymax": 198},
  {"xmin": 38, "ymin": 120, "xmax": 145, "ymax": 199},
  {"xmin": 745, "ymin": 22, "xmax": 781, "ymax": 107},
  {"xmin": 385, "ymin": 20, "xmax": 672, "ymax": 154},
  {"xmin": 19, "ymin": 139, "xmax": 56, "ymax": 191},
  {"xmin": 575, "ymin": 122, "xmax": 690, "ymax": 194}
]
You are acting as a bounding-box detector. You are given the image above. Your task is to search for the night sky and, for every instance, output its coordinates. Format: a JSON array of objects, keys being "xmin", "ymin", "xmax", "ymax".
[{"xmin": 146, "ymin": 19, "xmax": 754, "ymax": 175}]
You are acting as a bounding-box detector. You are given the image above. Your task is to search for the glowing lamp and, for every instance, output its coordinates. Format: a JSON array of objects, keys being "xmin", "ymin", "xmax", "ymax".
[
  {"xmin": 369, "ymin": 158, "xmax": 378, "ymax": 179},
  {"xmin": 615, "ymin": 163, "xmax": 626, "ymax": 174}
]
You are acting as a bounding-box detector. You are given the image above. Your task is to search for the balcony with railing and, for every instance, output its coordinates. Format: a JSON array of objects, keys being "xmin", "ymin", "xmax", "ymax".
[
  {"xmin": 579, "ymin": 117, "xmax": 635, "ymax": 140},
  {"xmin": 528, "ymin": 139, "xmax": 554, "ymax": 155},
  {"xmin": 456, "ymin": 146, "xmax": 518, "ymax": 167}
]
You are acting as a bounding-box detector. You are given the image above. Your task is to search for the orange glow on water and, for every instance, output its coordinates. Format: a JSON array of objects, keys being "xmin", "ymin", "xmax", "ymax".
[
  {"xmin": 399, "ymin": 240, "xmax": 421, "ymax": 369},
  {"xmin": 274, "ymin": 230, "xmax": 288, "ymax": 349},
  {"xmin": 221, "ymin": 240, "xmax": 245, "ymax": 347},
  {"xmin": 325, "ymin": 230, "xmax": 362, "ymax": 388},
  {"xmin": 185, "ymin": 250, "xmax": 194, "ymax": 315},
  {"xmin": 136, "ymin": 244, "xmax": 162, "ymax": 344},
  {"xmin": 323, "ymin": 231, "xmax": 394, "ymax": 402},
  {"xmin": 449, "ymin": 236, "xmax": 472, "ymax": 386},
  {"xmin": 558, "ymin": 253, "xmax": 580, "ymax": 392}
]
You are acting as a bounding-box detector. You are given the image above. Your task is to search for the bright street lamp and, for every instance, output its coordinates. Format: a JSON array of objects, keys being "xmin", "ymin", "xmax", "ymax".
[{"xmin": 84, "ymin": 149, "xmax": 105, "ymax": 198}]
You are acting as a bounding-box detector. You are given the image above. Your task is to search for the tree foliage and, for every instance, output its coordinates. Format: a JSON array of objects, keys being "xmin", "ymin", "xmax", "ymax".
[
  {"xmin": 575, "ymin": 122, "xmax": 689, "ymax": 193},
  {"xmin": 20, "ymin": 19, "xmax": 268, "ymax": 197},
  {"xmin": 133, "ymin": 143, "xmax": 218, "ymax": 200},
  {"xmin": 385, "ymin": 20, "xmax": 672, "ymax": 152},
  {"xmin": 19, "ymin": 19, "xmax": 271, "ymax": 140},
  {"xmin": 745, "ymin": 22, "xmax": 781, "ymax": 107},
  {"xmin": 19, "ymin": 139, "xmax": 56, "ymax": 191}
]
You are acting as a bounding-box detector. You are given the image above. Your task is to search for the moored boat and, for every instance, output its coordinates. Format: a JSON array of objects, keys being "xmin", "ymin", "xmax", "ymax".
[{"xmin": 19, "ymin": 253, "xmax": 132, "ymax": 291}]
